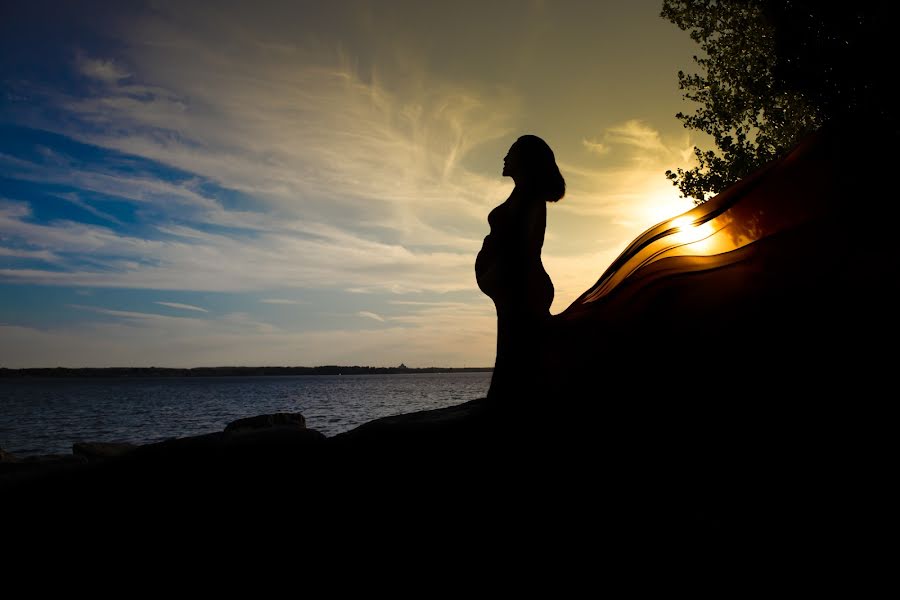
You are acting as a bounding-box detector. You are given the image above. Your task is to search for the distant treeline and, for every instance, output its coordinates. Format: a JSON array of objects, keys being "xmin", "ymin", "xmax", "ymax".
[{"xmin": 0, "ymin": 366, "xmax": 493, "ymax": 378}]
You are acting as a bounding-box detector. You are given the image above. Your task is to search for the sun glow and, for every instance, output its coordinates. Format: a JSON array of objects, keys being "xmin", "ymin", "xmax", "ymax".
[
  {"xmin": 642, "ymin": 189, "xmax": 696, "ymax": 230},
  {"xmin": 669, "ymin": 215, "xmax": 719, "ymax": 254}
]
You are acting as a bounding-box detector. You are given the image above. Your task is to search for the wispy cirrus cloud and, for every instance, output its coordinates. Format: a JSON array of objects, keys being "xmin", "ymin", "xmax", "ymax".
[
  {"xmin": 53, "ymin": 192, "xmax": 124, "ymax": 225},
  {"xmin": 68, "ymin": 303, "xmax": 201, "ymax": 324},
  {"xmin": 0, "ymin": 296, "xmax": 496, "ymax": 368},
  {"xmin": 357, "ymin": 311, "xmax": 385, "ymax": 322},
  {"xmin": 58, "ymin": 19, "xmax": 517, "ymax": 233},
  {"xmin": 1, "ymin": 8, "xmax": 516, "ymax": 299},
  {"xmin": 0, "ymin": 194, "xmax": 476, "ymax": 293},
  {"xmin": 75, "ymin": 54, "xmax": 131, "ymax": 83},
  {"xmin": 155, "ymin": 301, "xmax": 208, "ymax": 313},
  {"xmin": 604, "ymin": 119, "xmax": 670, "ymax": 154},
  {"xmin": 557, "ymin": 120, "xmax": 697, "ymax": 222},
  {"xmin": 0, "ymin": 246, "xmax": 60, "ymax": 262},
  {"xmin": 260, "ymin": 298, "xmax": 306, "ymax": 305},
  {"xmin": 582, "ymin": 138, "xmax": 610, "ymax": 155}
]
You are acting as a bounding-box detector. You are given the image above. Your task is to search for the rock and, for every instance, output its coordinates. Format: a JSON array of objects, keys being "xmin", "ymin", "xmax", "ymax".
[
  {"xmin": 73, "ymin": 441, "xmax": 138, "ymax": 461},
  {"xmin": 116, "ymin": 424, "xmax": 326, "ymax": 474},
  {"xmin": 1, "ymin": 448, "xmax": 86, "ymax": 476},
  {"xmin": 224, "ymin": 412, "xmax": 306, "ymax": 433},
  {"xmin": 20, "ymin": 453, "xmax": 87, "ymax": 466}
]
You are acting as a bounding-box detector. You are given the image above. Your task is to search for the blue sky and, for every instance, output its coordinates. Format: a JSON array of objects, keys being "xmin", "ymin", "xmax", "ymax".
[{"xmin": 0, "ymin": 0, "xmax": 703, "ymax": 367}]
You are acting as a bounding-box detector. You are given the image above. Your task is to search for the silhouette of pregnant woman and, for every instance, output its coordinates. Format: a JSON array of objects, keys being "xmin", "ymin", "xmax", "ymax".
[{"xmin": 475, "ymin": 135, "xmax": 564, "ymax": 402}]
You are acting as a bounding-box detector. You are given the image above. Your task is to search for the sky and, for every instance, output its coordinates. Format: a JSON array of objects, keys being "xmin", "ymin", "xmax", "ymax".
[{"xmin": 0, "ymin": 0, "xmax": 707, "ymax": 368}]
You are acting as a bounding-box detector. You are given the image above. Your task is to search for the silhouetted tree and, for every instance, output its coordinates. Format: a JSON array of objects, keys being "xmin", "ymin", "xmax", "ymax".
[{"xmin": 662, "ymin": 0, "xmax": 896, "ymax": 203}]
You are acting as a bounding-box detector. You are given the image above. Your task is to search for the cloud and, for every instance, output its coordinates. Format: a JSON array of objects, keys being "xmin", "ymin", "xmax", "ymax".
[
  {"xmin": 582, "ymin": 138, "xmax": 610, "ymax": 155},
  {"xmin": 603, "ymin": 119, "xmax": 669, "ymax": 154},
  {"xmin": 75, "ymin": 54, "xmax": 131, "ymax": 83},
  {"xmin": 260, "ymin": 298, "xmax": 306, "ymax": 305},
  {"xmin": 0, "ymin": 246, "xmax": 60, "ymax": 262},
  {"xmin": 0, "ymin": 10, "xmax": 518, "ymax": 298},
  {"xmin": 2, "ymin": 153, "xmax": 220, "ymax": 214},
  {"xmin": 68, "ymin": 304, "xmax": 202, "ymax": 323},
  {"xmin": 0, "ymin": 199, "xmax": 31, "ymax": 219},
  {"xmin": 556, "ymin": 120, "xmax": 697, "ymax": 221},
  {"xmin": 53, "ymin": 192, "xmax": 124, "ymax": 225},
  {"xmin": 357, "ymin": 311, "xmax": 385, "ymax": 322},
  {"xmin": 0, "ymin": 195, "xmax": 478, "ymax": 293},
  {"xmin": 155, "ymin": 301, "xmax": 209, "ymax": 313},
  {"xmin": 0, "ymin": 297, "xmax": 497, "ymax": 368},
  {"xmin": 55, "ymin": 22, "xmax": 516, "ymax": 235}
]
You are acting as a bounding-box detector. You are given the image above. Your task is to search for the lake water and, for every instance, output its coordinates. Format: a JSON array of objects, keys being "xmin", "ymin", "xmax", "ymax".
[{"xmin": 0, "ymin": 372, "xmax": 492, "ymax": 456}]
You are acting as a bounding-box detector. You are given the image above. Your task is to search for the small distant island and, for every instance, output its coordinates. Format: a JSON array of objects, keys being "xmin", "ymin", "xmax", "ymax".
[{"xmin": 0, "ymin": 365, "xmax": 493, "ymax": 378}]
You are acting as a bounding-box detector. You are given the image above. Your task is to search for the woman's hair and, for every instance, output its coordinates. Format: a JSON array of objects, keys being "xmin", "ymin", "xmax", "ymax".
[{"xmin": 515, "ymin": 134, "xmax": 566, "ymax": 202}]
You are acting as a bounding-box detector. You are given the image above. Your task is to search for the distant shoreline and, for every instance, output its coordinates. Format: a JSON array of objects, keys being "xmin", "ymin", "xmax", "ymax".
[{"xmin": 0, "ymin": 366, "xmax": 493, "ymax": 378}]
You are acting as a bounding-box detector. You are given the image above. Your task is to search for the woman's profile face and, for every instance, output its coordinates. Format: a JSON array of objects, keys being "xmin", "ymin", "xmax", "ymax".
[{"xmin": 502, "ymin": 142, "xmax": 523, "ymax": 178}]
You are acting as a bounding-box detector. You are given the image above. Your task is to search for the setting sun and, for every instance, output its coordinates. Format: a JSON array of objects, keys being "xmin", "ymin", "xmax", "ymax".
[
  {"xmin": 644, "ymin": 189, "xmax": 696, "ymax": 228},
  {"xmin": 669, "ymin": 215, "xmax": 719, "ymax": 253}
]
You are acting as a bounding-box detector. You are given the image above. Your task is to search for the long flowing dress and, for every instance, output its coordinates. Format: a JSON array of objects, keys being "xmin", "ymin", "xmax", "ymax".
[{"xmin": 545, "ymin": 121, "xmax": 893, "ymax": 404}]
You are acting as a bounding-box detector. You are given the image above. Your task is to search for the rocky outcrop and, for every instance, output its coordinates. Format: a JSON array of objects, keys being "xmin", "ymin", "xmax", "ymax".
[
  {"xmin": 72, "ymin": 441, "xmax": 138, "ymax": 461},
  {"xmin": 224, "ymin": 412, "xmax": 307, "ymax": 432},
  {"xmin": 0, "ymin": 413, "xmax": 327, "ymax": 492},
  {"xmin": 1, "ymin": 446, "xmax": 90, "ymax": 472}
]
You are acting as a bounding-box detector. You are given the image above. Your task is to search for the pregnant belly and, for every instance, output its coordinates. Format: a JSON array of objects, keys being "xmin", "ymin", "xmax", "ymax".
[
  {"xmin": 475, "ymin": 238, "xmax": 501, "ymax": 299},
  {"xmin": 476, "ymin": 243, "xmax": 553, "ymax": 313}
]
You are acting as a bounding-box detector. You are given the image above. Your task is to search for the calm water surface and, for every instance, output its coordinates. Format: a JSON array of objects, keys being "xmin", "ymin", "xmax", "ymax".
[{"xmin": 0, "ymin": 372, "xmax": 492, "ymax": 456}]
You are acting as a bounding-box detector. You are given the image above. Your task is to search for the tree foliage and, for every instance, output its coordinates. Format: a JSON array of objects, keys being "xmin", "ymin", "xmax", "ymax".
[{"xmin": 663, "ymin": 0, "xmax": 896, "ymax": 203}]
